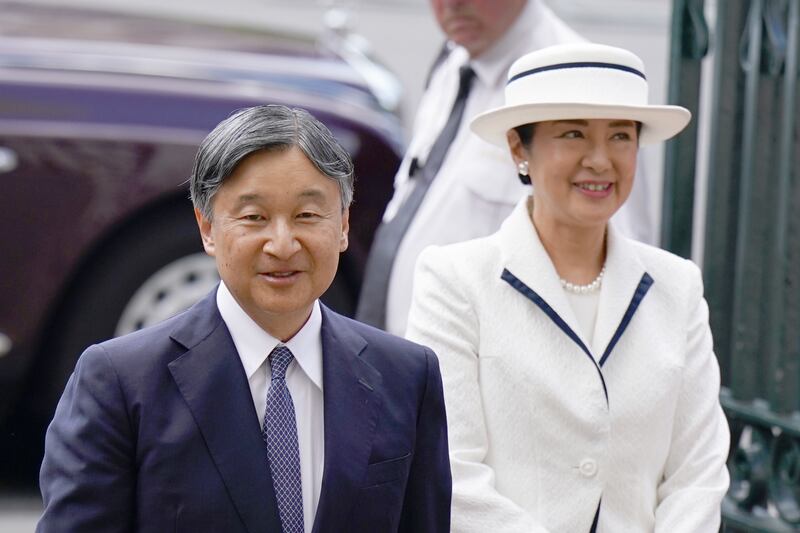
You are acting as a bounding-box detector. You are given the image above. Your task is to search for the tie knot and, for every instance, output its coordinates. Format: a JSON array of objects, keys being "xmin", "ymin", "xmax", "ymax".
[
  {"xmin": 458, "ymin": 64, "xmax": 476, "ymax": 93},
  {"xmin": 269, "ymin": 346, "xmax": 294, "ymax": 380}
]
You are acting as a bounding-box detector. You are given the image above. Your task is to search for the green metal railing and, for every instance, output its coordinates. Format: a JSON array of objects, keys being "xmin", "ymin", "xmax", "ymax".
[{"xmin": 664, "ymin": 0, "xmax": 800, "ymax": 531}]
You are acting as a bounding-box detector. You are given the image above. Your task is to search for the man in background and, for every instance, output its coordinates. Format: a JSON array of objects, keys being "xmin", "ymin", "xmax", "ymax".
[{"xmin": 357, "ymin": 0, "xmax": 655, "ymax": 335}]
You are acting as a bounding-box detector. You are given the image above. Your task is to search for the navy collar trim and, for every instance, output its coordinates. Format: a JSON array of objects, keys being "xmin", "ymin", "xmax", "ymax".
[
  {"xmin": 500, "ymin": 269, "xmax": 655, "ymax": 405},
  {"xmin": 598, "ymin": 273, "xmax": 654, "ymax": 367},
  {"xmin": 590, "ymin": 500, "xmax": 601, "ymax": 533},
  {"xmin": 508, "ymin": 61, "xmax": 646, "ymax": 85},
  {"xmin": 501, "ymin": 269, "xmax": 609, "ymax": 404}
]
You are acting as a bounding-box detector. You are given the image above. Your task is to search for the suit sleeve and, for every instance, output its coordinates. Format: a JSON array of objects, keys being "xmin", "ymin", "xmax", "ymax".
[
  {"xmin": 37, "ymin": 344, "xmax": 135, "ymax": 533},
  {"xmin": 405, "ymin": 246, "xmax": 551, "ymax": 533},
  {"xmin": 654, "ymin": 263, "xmax": 731, "ymax": 531},
  {"xmin": 398, "ymin": 346, "xmax": 452, "ymax": 533}
]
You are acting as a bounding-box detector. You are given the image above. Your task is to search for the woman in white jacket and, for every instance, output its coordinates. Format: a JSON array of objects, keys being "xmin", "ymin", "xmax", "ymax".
[{"xmin": 405, "ymin": 43, "xmax": 730, "ymax": 532}]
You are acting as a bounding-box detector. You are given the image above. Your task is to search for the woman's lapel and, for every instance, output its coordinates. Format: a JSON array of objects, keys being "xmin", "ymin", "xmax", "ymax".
[
  {"xmin": 498, "ymin": 197, "xmax": 586, "ymax": 348},
  {"xmin": 591, "ymin": 223, "xmax": 652, "ymax": 365},
  {"xmin": 498, "ymin": 198, "xmax": 654, "ymax": 364}
]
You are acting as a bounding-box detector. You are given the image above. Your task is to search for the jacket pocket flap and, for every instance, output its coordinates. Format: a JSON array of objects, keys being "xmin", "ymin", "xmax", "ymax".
[{"xmin": 363, "ymin": 452, "xmax": 411, "ymax": 487}]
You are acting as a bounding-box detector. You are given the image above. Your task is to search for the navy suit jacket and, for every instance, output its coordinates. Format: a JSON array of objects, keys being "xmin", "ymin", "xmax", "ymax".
[{"xmin": 37, "ymin": 291, "xmax": 451, "ymax": 532}]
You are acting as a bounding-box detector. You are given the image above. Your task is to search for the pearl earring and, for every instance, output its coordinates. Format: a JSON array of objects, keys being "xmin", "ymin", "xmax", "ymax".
[{"xmin": 517, "ymin": 161, "xmax": 529, "ymax": 176}]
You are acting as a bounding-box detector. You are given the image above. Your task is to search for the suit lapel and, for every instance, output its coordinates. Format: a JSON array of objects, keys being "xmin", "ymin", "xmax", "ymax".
[
  {"xmin": 592, "ymin": 225, "xmax": 653, "ymax": 366},
  {"xmin": 499, "ymin": 198, "xmax": 587, "ymax": 347},
  {"xmin": 312, "ymin": 306, "xmax": 382, "ymax": 532},
  {"xmin": 167, "ymin": 291, "xmax": 281, "ymax": 533}
]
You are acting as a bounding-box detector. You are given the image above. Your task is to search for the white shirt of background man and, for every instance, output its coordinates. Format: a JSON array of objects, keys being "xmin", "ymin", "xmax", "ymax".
[{"xmin": 383, "ymin": 0, "xmax": 586, "ymax": 336}]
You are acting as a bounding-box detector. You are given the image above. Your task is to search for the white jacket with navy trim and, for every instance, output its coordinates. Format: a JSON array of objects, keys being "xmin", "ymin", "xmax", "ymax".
[{"xmin": 406, "ymin": 196, "xmax": 730, "ymax": 533}]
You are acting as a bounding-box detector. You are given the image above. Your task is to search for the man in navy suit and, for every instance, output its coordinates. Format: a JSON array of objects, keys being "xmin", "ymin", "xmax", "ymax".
[{"xmin": 37, "ymin": 105, "xmax": 451, "ymax": 532}]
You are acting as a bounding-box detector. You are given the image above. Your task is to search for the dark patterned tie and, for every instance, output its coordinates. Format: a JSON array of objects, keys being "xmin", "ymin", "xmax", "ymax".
[
  {"xmin": 263, "ymin": 345, "xmax": 304, "ymax": 533},
  {"xmin": 356, "ymin": 64, "xmax": 476, "ymax": 328}
]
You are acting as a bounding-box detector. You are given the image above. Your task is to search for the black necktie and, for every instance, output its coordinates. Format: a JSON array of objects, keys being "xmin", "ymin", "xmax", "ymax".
[{"xmin": 356, "ymin": 65, "xmax": 476, "ymax": 329}]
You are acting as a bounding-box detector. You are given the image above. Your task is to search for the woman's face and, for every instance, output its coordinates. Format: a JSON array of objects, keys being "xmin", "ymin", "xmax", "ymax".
[{"xmin": 508, "ymin": 119, "xmax": 638, "ymax": 232}]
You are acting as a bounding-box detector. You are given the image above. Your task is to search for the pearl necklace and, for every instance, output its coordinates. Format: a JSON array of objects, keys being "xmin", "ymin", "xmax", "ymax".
[{"xmin": 560, "ymin": 266, "xmax": 606, "ymax": 294}]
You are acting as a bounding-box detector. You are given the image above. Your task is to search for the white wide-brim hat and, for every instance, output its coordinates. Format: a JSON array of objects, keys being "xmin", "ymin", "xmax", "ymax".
[{"xmin": 470, "ymin": 43, "xmax": 691, "ymax": 146}]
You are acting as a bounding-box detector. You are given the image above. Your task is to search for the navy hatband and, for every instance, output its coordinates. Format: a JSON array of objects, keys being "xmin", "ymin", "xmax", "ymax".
[{"xmin": 508, "ymin": 61, "xmax": 646, "ymax": 85}]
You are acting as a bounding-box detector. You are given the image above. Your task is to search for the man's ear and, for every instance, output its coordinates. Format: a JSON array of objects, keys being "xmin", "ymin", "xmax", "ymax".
[
  {"xmin": 194, "ymin": 208, "xmax": 216, "ymax": 256},
  {"xmin": 339, "ymin": 208, "xmax": 350, "ymax": 253}
]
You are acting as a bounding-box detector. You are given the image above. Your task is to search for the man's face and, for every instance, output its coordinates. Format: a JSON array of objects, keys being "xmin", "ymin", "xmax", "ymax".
[
  {"xmin": 430, "ymin": 0, "xmax": 527, "ymax": 58},
  {"xmin": 196, "ymin": 146, "xmax": 349, "ymax": 339}
]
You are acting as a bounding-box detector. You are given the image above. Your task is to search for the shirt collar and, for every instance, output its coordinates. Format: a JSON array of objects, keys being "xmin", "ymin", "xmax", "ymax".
[
  {"xmin": 216, "ymin": 281, "xmax": 323, "ymax": 390},
  {"xmin": 469, "ymin": 0, "xmax": 542, "ymax": 88}
]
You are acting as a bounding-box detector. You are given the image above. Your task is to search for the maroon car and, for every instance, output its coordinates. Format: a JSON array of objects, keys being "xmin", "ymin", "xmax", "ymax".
[{"xmin": 0, "ymin": 2, "xmax": 402, "ymax": 478}]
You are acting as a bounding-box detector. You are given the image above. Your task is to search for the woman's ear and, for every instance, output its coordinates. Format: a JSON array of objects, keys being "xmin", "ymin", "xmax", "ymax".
[
  {"xmin": 506, "ymin": 129, "xmax": 527, "ymax": 166},
  {"xmin": 506, "ymin": 129, "xmax": 532, "ymax": 185}
]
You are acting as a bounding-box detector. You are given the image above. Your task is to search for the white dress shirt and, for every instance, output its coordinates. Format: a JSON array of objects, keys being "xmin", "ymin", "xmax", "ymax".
[
  {"xmin": 217, "ymin": 282, "xmax": 324, "ymax": 533},
  {"xmin": 383, "ymin": 0, "xmax": 585, "ymax": 336},
  {"xmin": 383, "ymin": 0, "xmax": 655, "ymax": 336}
]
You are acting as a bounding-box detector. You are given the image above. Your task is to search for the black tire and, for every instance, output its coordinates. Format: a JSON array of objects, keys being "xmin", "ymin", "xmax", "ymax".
[
  {"xmin": 32, "ymin": 204, "xmax": 206, "ymax": 417},
  {"xmin": 2, "ymin": 203, "xmax": 205, "ymax": 482}
]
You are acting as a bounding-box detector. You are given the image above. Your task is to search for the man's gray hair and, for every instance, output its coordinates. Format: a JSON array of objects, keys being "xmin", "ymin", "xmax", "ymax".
[{"xmin": 190, "ymin": 105, "xmax": 354, "ymax": 219}]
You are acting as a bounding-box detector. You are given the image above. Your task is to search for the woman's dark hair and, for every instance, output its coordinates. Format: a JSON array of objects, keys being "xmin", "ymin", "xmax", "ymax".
[
  {"xmin": 514, "ymin": 124, "xmax": 536, "ymax": 184},
  {"xmin": 514, "ymin": 123, "xmax": 536, "ymax": 147}
]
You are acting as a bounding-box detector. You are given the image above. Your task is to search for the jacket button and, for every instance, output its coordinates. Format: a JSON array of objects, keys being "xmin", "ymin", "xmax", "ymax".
[{"xmin": 579, "ymin": 458, "xmax": 598, "ymax": 477}]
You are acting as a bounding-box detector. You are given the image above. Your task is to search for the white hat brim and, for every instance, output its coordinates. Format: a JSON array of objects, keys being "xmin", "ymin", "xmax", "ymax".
[{"xmin": 470, "ymin": 102, "xmax": 691, "ymax": 147}]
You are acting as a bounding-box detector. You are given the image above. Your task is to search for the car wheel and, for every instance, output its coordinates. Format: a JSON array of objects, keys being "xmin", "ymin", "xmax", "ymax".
[
  {"xmin": 114, "ymin": 252, "xmax": 219, "ymax": 336},
  {"xmin": 7, "ymin": 204, "xmax": 206, "ymax": 481},
  {"xmin": 32, "ymin": 204, "xmax": 206, "ymax": 417}
]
